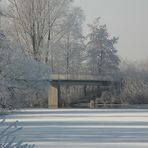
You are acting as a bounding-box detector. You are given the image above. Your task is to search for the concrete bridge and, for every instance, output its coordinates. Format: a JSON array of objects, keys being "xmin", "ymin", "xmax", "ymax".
[{"xmin": 48, "ymin": 74, "xmax": 118, "ymax": 108}]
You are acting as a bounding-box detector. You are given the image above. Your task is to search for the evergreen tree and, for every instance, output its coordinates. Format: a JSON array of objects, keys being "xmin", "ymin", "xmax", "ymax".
[{"xmin": 86, "ymin": 18, "xmax": 120, "ymax": 75}]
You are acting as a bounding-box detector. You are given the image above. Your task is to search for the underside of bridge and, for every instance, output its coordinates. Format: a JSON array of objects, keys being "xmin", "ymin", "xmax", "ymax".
[{"xmin": 48, "ymin": 79, "xmax": 119, "ymax": 109}]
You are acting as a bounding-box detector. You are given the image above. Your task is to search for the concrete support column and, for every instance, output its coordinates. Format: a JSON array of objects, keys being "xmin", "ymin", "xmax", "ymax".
[{"xmin": 48, "ymin": 84, "xmax": 58, "ymax": 109}]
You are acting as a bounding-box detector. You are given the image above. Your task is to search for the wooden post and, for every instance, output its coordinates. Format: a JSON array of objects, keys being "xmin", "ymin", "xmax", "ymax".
[{"xmin": 90, "ymin": 100, "xmax": 95, "ymax": 108}]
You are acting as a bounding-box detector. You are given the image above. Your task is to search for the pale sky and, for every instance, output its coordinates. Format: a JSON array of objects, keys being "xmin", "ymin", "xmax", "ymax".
[{"xmin": 74, "ymin": 0, "xmax": 148, "ymax": 62}]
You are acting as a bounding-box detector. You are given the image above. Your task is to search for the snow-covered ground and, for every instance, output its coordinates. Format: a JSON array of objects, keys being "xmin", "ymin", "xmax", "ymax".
[{"xmin": 1, "ymin": 109, "xmax": 148, "ymax": 148}]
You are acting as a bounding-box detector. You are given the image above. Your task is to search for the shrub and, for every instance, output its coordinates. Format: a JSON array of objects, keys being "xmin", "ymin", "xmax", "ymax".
[{"xmin": 0, "ymin": 119, "xmax": 35, "ymax": 148}]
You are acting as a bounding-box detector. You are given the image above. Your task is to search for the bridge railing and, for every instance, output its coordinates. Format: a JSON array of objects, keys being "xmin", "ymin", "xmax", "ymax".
[{"xmin": 51, "ymin": 74, "xmax": 114, "ymax": 81}]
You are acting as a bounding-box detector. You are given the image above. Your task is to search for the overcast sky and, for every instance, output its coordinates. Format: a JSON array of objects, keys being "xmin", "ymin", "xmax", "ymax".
[{"xmin": 74, "ymin": 0, "xmax": 148, "ymax": 62}]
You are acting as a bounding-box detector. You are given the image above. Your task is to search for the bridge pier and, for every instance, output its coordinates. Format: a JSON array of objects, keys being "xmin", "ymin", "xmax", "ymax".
[{"xmin": 48, "ymin": 83, "xmax": 60, "ymax": 109}]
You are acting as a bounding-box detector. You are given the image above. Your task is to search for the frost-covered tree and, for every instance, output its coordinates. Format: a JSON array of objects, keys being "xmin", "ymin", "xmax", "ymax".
[
  {"xmin": 121, "ymin": 79, "xmax": 148, "ymax": 104},
  {"xmin": 0, "ymin": 119, "xmax": 35, "ymax": 148},
  {"xmin": 86, "ymin": 18, "xmax": 120, "ymax": 75},
  {"xmin": 120, "ymin": 61, "xmax": 148, "ymax": 104},
  {"xmin": 53, "ymin": 7, "xmax": 85, "ymax": 74},
  {"xmin": 7, "ymin": 0, "xmax": 74, "ymax": 63},
  {"xmin": 0, "ymin": 33, "xmax": 50, "ymax": 109}
]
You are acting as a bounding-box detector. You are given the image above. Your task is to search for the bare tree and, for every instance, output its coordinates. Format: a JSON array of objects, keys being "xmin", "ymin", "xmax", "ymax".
[
  {"xmin": 7, "ymin": 0, "xmax": 74, "ymax": 64},
  {"xmin": 54, "ymin": 7, "xmax": 85, "ymax": 74}
]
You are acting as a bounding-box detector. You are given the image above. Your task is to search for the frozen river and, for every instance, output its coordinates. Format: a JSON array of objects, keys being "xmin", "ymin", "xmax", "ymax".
[{"xmin": 1, "ymin": 109, "xmax": 148, "ymax": 148}]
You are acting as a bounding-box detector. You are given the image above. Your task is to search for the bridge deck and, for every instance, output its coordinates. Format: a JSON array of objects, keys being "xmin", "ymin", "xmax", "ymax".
[
  {"xmin": 50, "ymin": 74, "xmax": 115, "ymax": 85},
  {"xmin": 51, "ymin": 74, "xmax": 114, "ymax": 81}
]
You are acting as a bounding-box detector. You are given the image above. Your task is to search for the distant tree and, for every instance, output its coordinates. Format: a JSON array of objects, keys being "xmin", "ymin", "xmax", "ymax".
[
  {"xmin": 54, "ymin": 7, "xmax": 85, "ymax": 74},
  {"xmin": 121, "ymin": 79, "xmax": 148, "ymax": 104},
  {"xmin": 120, "ymin": 61, "xmax": 148, "ymax": 104},
  {"xmin": 86, "ymin": 18, "xmax": 120, "ymax": 75}
]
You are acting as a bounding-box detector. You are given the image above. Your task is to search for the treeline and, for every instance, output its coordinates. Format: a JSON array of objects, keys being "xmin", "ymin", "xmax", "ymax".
[{"xmin": 1, "ymin": 0, "xmax": 119, "ymax": 75}]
